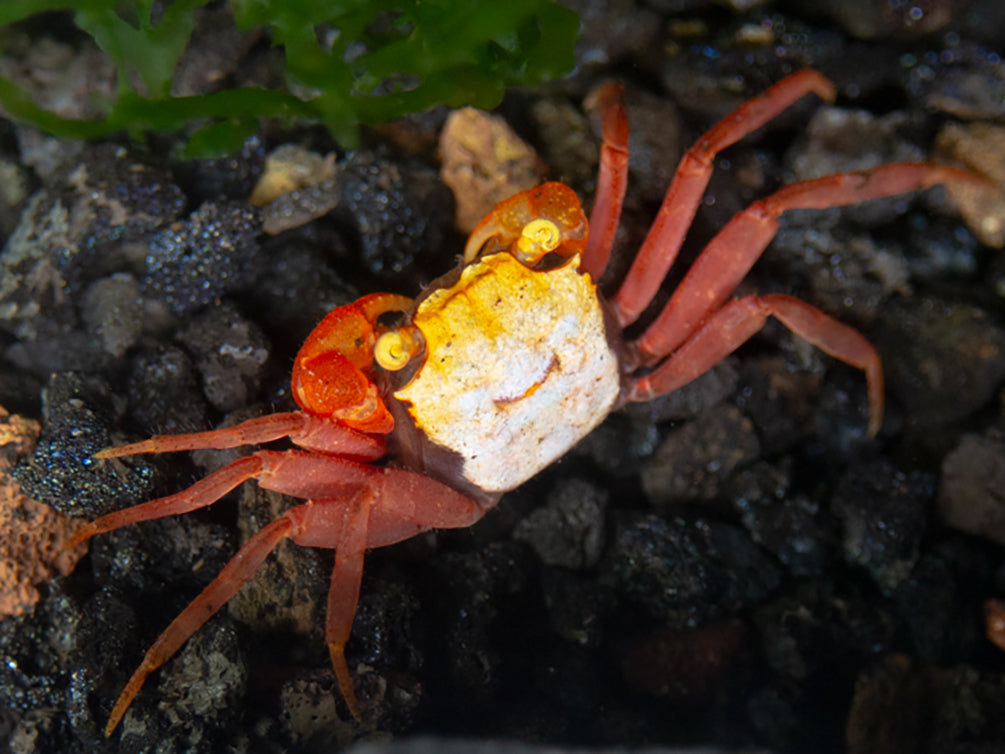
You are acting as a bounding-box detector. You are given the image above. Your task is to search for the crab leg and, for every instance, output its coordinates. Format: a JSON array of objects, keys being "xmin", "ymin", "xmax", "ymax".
[
  {"xmin": 610, "ymin": 70, "xmax": 836, "ymax": 327},
  {"xmin": 628, "ymin": 293, "xmax": 884, "ymax": 436},
  {"xmin": 101, "ymin": 468, "xmax": 484, "ymax": 735},
  {"xmin": 66, "ymin": 450, "xmax": 387, "ymax": 550},
  {"xmin": 290, "ymin": 468, "xmax": 487, "ymax": 719},
  {"xmin": 94, "ymin": 412, "xmax": 386, "ymax": 460},
  {"xmin": 581, "ymin": 82, "xmax": 629, "ymax": 280},
  {"xmin": 323, "ymin": 493, "xmax": 370, "ymax": 720},
  {"xmin": 104, "ymin": 515, "xmax": 295, "ymax": 735},
  {"xmin": 632, "ymin": 163, "xmax": 981, "ymax": 363}
]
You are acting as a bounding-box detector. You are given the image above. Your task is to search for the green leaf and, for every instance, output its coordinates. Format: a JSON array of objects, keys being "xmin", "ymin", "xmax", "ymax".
[
  {"xmin": 178, "ymin": 117, "xmax": 259, "ymax": 160},
  {"xmin": 75, "ymin": 0, "xmax": 203, "ymax": 97},
  {"xmin": 0, "ymin": 1, "xmax": 580, "ymax": 151}
]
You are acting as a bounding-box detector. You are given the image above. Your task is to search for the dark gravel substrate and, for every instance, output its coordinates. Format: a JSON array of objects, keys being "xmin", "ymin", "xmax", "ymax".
[{"xmin": 2, "ymin": 2, "xmax": 1005, "ymax": 753}]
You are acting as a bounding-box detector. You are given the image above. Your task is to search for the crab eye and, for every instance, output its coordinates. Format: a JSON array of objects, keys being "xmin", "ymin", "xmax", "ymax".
[
  {"xmin": 375, "ymin": 326, "xmax": 424, "ymax": 371},
  {"xmin": 515, "ymin": 218, "xmax": 562, "ymax": 265}
]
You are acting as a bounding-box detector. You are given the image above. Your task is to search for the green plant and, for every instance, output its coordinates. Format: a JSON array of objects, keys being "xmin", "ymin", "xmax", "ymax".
[{"xmin": 0, "ymin": 0, "xmax": 579, "ymax": 155}]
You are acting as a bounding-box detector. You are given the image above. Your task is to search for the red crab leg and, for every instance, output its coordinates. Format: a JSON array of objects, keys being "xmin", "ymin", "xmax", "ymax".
[
  {"xmin": 104, "ymin": 514, "xmax": 295, "ymax": 735},
  {"xmin": 290, "ymin": 467, "xmax": 486, "ymax": 719},
  {"xmin": 101, "ymin": 467, "xmax": 484, "ymax": 735},
  {"xmin": 610, "ymin": 70, "xmax": 836, "ymax": 327},
  {"xmin": 65, "ymin": 450, "xmax": 386, "ymax": 550},
  {"xmin": 632, "ymin": 163, "xmax": 982, "ymax": 363},
  {"xmin": 324, "ymin": 494, "xmax": 370, "ymax": 720},
  {"xmin": 94, "ymin": 411, "xmax": 386, "ymax": 460},
  {"xmin": 581, "ymin": 82, "xmax": 629, "ymax": 280},
  {"xmin": 628, "ymin": 293, "xmax": 884, "ymax": 436}
]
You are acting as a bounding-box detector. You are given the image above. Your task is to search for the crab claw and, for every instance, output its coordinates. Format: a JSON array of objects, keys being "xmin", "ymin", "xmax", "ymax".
[{"xmin": 462, "ymin": 183, "xmax": 588, "ymax": 265}]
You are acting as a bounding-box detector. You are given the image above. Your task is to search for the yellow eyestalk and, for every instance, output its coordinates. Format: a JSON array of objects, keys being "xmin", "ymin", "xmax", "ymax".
[
  {"xmin": 515, "ymin": 218, "xmax": 562, "ymax": 265},
  {"xmin": 375, "ymin": 326, "xmax": 424, "ymax": 371}
]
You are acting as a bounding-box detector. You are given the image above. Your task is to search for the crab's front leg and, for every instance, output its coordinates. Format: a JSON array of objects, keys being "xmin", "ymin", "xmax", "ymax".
[
  {"xmin": 68, "ymin": 449, "xmax": 384, "ymax": 734},
  {"xmin": 69, "ymin": 291, "xmax": 447, "ymax": 734},
  {"xmin": 631, "ymin": 293, "xmax": 884, "ymax": 434},
  {"xmin": 96, "ymin": 462, "xmax": 484, "ymax": 735},
  {"xmin": 91, "ymin": 291, "xmax": 414, "ymax": 464}
]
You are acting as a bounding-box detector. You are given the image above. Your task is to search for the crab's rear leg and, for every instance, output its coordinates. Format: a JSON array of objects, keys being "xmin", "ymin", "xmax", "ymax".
[
  {"xmin": 628, "ymin": 293, "xmax": 884, "ymax": 435},
  {"xmin": 632, "ymin": 163, "xmax": 982, "ymax": 362},
  {"xmin": 627, "ymin": 162, "xmax": 985, "ymax": 436},
  {"xmin": 610, "ymin": 70, "xmax": 837, "ymax": 327}
]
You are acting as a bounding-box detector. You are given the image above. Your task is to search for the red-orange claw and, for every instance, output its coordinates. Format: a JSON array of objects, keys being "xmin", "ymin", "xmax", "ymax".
[
  {"xmin": 353, "ymin": 292, "xmax": 413, "ymax": 327},
  {"xmin": 462, "ymin": 183, "xmax": 588, "ymax": 264},
  {"xmin": 295, "ymin": 294, "xmax": 409, "ymax": 377},
  {"xmin": 291, "ymin": 294, "xmax": 410, "ymax": 432},
  {"xmin": 292, "ymin": 351, "xmax": 394, "ymax": 433}
]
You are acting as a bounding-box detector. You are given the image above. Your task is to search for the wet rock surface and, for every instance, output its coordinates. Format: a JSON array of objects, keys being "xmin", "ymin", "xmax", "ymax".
[
  {"xmin": 0, "ymin": 143, "xmax": 185, "ymax": 350},
  {"xmin": 142, "ymin": 200, "xmax": 261, "ymax": 316},
  {"xmin": 938, "ymin": 428, "xmax": 1005, "ymax": 544},
  {"xmin": 0, "ymin": 407, "xmax": 84, "ymax": 619},
  {"xmin": 2, "ymin": 2, "xmax": 1005, "ymax": 753},
  {"xmin": 337, "ymin": 149, "xmax": 454, "ymax": 279},
  {"xmin": 12, "ymin": 372, "xmax": 162, "ymax": 519},
  {"xmin": 831, "ymin": 460, "xmax": 930, "ymax": 593}
]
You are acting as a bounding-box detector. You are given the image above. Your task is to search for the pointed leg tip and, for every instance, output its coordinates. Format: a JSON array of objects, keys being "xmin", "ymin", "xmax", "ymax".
[
  {"xmin": 93, "ymin": 443, "xmax": 138, "ymax": 459},
  {"xmin": 866, "ymin": 412, "xmax": 883, "ymax": 440},
  {"xmin": 802, "ymin": 69, "xmax": 837, "ymax": 103},
  {"xmin": 948, "ymin": 165, "xmax": 998, "ymax": 191},
  {"xmin": 94, "ymin": 437, "xmax": 163, "ymax": 458},
  {"xmin": 104, "ymin": 699, "xmax": 128, "ymax": 737},
  {"xmin": 62, "ymin": 523, "xmax": 97, "ymax": 554},
  {"xmin": 104, "ymin": 656, "xmax": 157, "ymax": 738},
  {"xmin": 329, "ymin": 642, "xmax": 361, "ymax": 720},
  {"xmin": 584, "ymin": 80, "xmax": 625, "ymax": 111}
]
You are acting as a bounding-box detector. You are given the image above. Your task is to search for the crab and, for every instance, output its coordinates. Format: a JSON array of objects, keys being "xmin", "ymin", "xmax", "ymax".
[{"xmin": 67, "ymin": 70, "xmax": 979, "ymax": 735}]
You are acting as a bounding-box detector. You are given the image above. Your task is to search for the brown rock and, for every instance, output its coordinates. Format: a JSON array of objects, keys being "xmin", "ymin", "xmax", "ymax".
[{"xmin": 0, "ymin": 406, "xmax": 86, "ymax": 618}]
